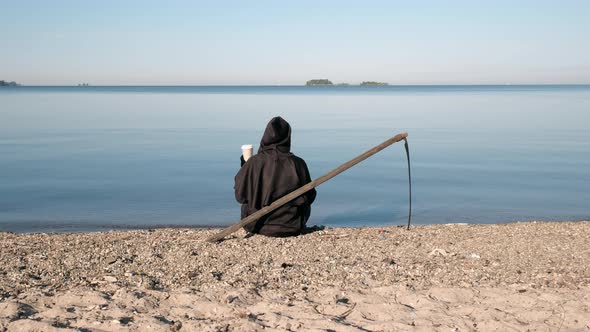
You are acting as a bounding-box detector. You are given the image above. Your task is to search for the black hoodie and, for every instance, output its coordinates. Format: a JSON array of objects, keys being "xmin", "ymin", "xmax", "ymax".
[{"xmin": 234, "ymin": 117, "xmax": 316, "ymax": 236}]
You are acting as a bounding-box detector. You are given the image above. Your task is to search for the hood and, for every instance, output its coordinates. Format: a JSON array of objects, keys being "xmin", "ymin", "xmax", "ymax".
[{"xmin": 259, "ymin": 116, "xmax": 291, "ymax": 153}]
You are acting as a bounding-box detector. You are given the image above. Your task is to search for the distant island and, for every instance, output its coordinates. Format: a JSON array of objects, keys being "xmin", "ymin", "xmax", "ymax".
[
  {"xmin": 305, "ymin": 79, "xmax": 388, "ymax": 86},
  {"xmin": 0, "ymin": 80, "xmax": 20, "ymax": 86},
  {"xmin": 78, "ymin": 83, "xmax": 90, "ymax": 87},
  {"xmin": 360, "ymin": 81, "xmax": 388, "ymax": 86},
  {"xmin": 306, "ymin": 79, "xmax": 333, "ymax": 86}
]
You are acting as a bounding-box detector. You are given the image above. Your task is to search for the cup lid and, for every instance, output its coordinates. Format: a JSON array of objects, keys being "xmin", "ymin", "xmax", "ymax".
[{"xmin": 241, "ymin": 144, "xmax": 253, "ymax": 149}]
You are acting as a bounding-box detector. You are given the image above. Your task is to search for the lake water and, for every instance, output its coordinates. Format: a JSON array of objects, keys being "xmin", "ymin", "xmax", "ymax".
[{"xmin": 1, "ymin": 85, "xmax": 589, "ymax": 232}]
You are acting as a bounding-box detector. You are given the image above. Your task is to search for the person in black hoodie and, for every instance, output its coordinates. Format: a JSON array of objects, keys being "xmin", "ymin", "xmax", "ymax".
[{"xmin": 234, "ymin": 116, "xmax": 316, "ymax": 237}]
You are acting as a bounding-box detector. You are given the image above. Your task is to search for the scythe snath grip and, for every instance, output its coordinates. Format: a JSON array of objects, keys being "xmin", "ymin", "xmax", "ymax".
[{"xmin": 207, "ymin": 132, "xmax": 410, "ymax": 243}]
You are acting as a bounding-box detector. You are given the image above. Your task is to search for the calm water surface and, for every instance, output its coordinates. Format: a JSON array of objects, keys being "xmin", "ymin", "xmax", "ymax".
[{"xmin": 1, "ymin": 86, "xmax": 589, "ymax": 232}]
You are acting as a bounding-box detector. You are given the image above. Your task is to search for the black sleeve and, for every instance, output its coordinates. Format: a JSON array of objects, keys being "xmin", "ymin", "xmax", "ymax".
[
  {"xmin": 298, "ymin": 159, "xmax": 316, "ymax": 205},
  {"xmin": 234, "ymin": 158, "xmax": 249, "ymax": 204},
  {"xmin": 304, "ymin": 165, "xmax": 316, "ymax": 205}
]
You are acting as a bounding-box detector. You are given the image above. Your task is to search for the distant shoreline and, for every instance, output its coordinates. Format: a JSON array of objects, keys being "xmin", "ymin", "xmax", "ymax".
[
  {"xmin": 2, "ymin": 85, "xmax": 589, "ymax": 97},
  {"xmin": 4, "ymin": 84, "xmax": 590, "ymax": 87},
  {"xmin": 2, "ymin": 218, "xmax": 589, "ymax": 234}
]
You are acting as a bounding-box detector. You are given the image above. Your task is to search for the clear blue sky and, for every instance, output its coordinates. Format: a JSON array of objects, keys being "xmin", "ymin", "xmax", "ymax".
[{"xmin": 1, "ymin": 0, "xmax": 589, "ymax": 85}]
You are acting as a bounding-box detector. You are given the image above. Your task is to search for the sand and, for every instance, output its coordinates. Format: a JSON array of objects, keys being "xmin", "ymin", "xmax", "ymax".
[{"xmin": 1, "ymin": 221, "xmax": 589, "ymax": 331}]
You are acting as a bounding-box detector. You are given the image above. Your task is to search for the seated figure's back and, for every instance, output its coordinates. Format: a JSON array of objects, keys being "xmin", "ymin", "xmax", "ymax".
[{"xmin": 234, "ymin": 117, "xmax": 316, "ymax": 237}]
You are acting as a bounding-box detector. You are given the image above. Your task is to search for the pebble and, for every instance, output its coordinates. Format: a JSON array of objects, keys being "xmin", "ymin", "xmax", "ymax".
[
  {"xmin": 429, "ymin": 249, "xmax": 448, "ymax": 257},
  {"xmin": 106, "ymin": 256, "xmax": 118, "ymax": 264}
]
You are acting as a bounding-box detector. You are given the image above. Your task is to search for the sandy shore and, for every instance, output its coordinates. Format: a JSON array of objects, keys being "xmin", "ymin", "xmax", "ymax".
[{"xmin": 1, "ymin": 221, "xmax": 589, "ymax": 331}]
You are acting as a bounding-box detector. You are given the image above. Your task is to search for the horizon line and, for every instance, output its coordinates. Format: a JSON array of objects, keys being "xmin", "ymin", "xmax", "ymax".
[{"xmin": 6, "ymin": 83, "xmax": 590, "ymax": 87}]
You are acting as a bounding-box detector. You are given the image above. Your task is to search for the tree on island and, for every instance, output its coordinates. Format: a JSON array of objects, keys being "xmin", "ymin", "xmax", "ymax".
[
  {"xmin": 0, "ymin": 80, "xmax": 19, "ymax": 86},
  {"xmin": 360, "ymin": 81, "xmax": 388, "ymax": 86},
  {"xmin": 305, "ymin": 79, "xmax": 333, "ymax": 86}
]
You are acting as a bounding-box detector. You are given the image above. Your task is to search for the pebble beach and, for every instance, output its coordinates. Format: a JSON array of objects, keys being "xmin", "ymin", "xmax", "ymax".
[{"xmin": 1, "ymin": 221, "xmax": 589, "ymax": 331}]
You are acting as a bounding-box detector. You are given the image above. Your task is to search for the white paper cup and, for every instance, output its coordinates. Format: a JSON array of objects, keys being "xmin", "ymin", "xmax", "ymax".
[{"xmin": 241, "ymin": 144, "xmax": 253, "ymax": 161}]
